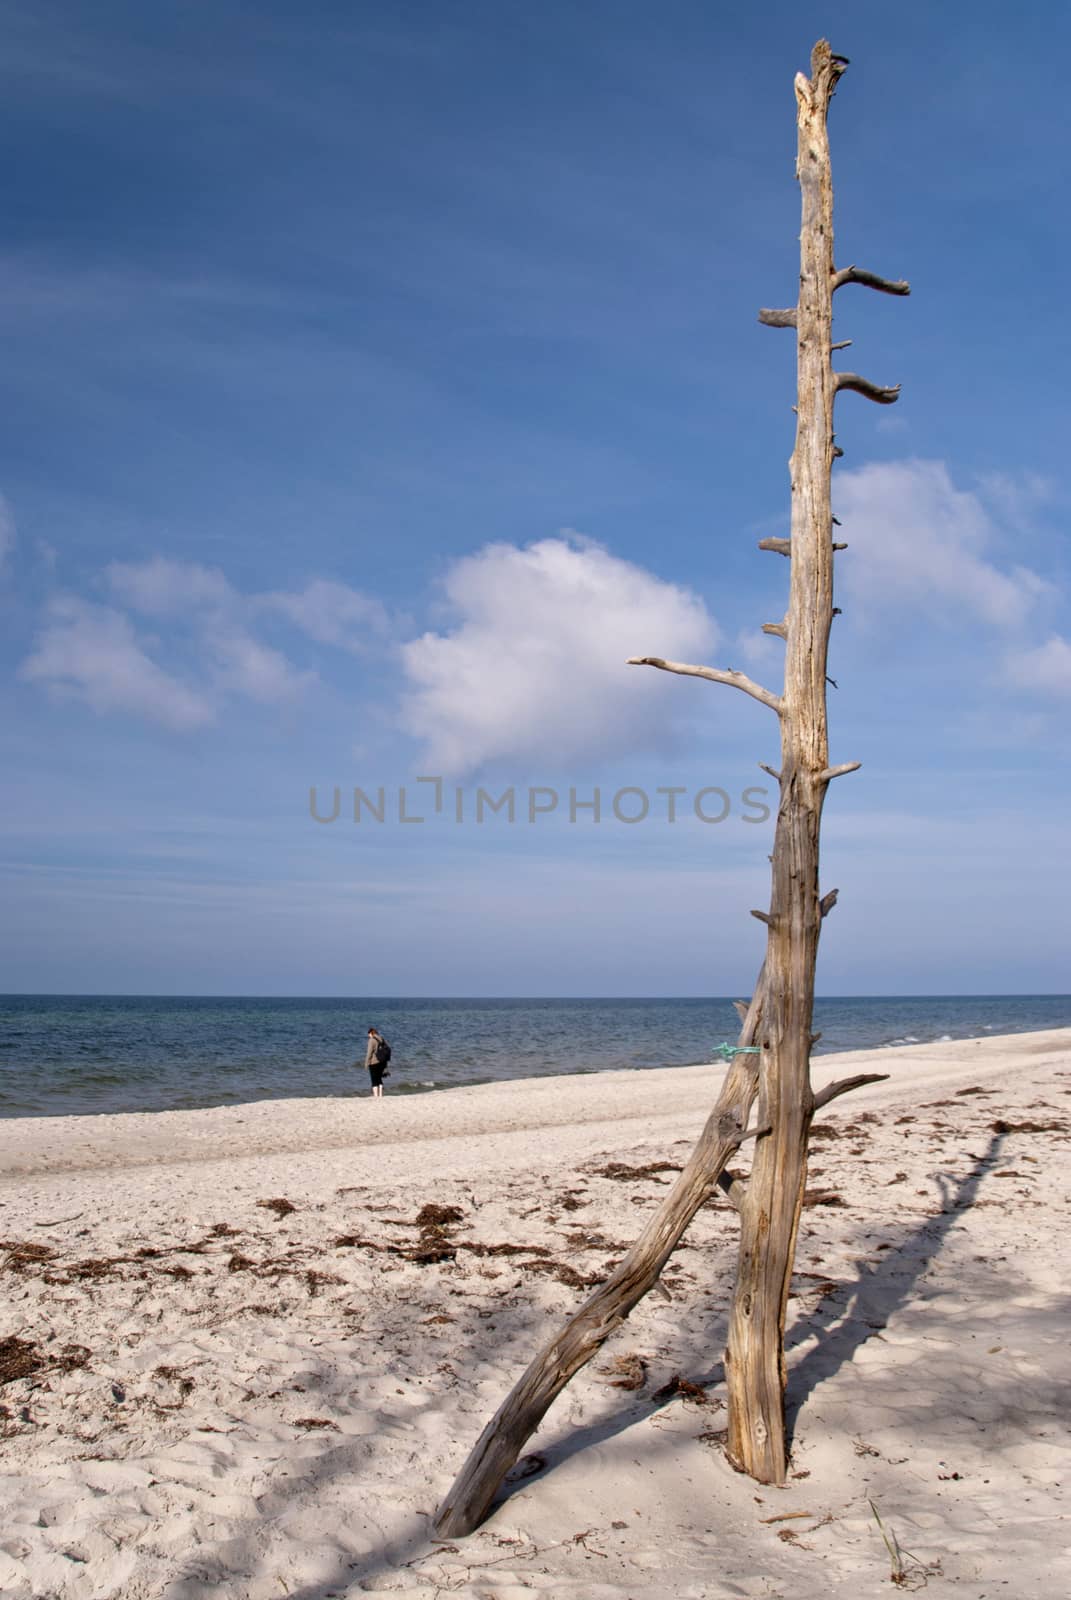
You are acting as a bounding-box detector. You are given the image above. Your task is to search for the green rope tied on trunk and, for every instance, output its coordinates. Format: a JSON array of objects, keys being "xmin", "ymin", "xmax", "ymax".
[{"xmin": 713, "ymin": 1042, "xmax": 762, "ymax": 1061}]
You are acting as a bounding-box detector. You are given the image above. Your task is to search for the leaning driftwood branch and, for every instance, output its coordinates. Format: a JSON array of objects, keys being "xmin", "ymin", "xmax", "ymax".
[
  {"xmin": 626, "ymin": 656, "xmax": 783, "ymax": 713},
  {"xmin": 434, "ymin": 975, "xmax": 767, "ymax": 1538}
]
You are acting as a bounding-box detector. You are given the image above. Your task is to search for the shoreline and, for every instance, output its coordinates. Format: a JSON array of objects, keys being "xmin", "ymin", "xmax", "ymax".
[
  {"xmin": 2, "ymin": 1027, "xmax": 1068, "ymax": 1185},
  {"xmin": 1, "ymin": 1025, "xmax": 1069, "ymax": 1598},
  {"xmin": 4, "ymin": 996, "xmax": 1068, "ymax": 1125}
]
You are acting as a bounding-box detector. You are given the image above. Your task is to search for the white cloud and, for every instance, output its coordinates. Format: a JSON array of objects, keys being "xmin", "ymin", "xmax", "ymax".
[
  {"xmin": 108, "ymin": 558, "xmax": 386, "ymax": 653},
  {"xmin": 976, "ymin": 470, "xmax": 1056, "ymax": 530},
  {"xmin": 733, "ymin": 627, "xmax": 781, "ymax": 670},
  {"xmin": 18, "ymin": 596, "xmax": 215, "ymax": 730},
  {"xmin": 256, "ymin": 578, "xmax": 388, "ymax": 650},
  {"xmin": 106, "ymin": 556, "xmax": 233, "ymax": 615},
  {"xmin": 834, "ymin": 459, "xmax": 1050, "ymax": 629},
  {"xmin": 210, "ymin": 625, "xmax": 314, "ymax": 704},
  {"xmin": 1005, "ymin": 635, "xmax": 1071, "ymax": 698},
  {"xmin": 105, "ymin": 556, "xmax": 314, "ymax": 714},
  {"xmin": 20, "ymin": 555, "xmax": 344, "ymax": 728},
  {"xmin": 400, "ymin": 535, "xmax": 718, "ymax": 774}
]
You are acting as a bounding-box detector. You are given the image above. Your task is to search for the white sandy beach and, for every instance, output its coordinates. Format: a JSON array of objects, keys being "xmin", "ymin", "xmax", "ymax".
[{"xmin": 1, "ymin": 1027, "xmax": 1069, "ymax": 1599}]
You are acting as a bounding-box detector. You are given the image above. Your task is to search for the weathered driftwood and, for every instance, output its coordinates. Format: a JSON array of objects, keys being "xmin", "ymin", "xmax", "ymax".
[
  {"xmin": 628, "ymin": 41, "xmax": 904, "ymax": 1484},
  {"xmin": 435, "ymin": 38, "xmax": 906, "ymax": 1530},
  {"xmin": 720, "ymin": 41, "xmax": 904, "ymax": 1482},
  {"xmin": 434, "ymin": 977, "xmax": 766, "ymax": 1538}
]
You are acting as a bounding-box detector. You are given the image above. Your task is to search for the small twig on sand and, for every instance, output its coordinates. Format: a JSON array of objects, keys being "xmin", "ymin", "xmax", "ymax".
[
  {"xmin": 870, "ymin": 1499, "xmax": 906, "ymax": 1582},
  {"xmin": 869, "ymin": 1499, "xmax": 937, "ymax": 1589}
]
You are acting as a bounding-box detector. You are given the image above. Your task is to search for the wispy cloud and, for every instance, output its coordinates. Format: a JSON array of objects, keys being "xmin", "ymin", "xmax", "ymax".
[
  {"xmin": 834, "ymin": 459, "xmax": 1051, "ymax": 630},
  {"xmin": 106, "ymin": 556, "xmax": 314, "ymax": 716},
  {"xmin": 976, "ymin": 469, "xmax": 1058, "ymax": 530},
  {"xmin": 18, "ymin": 596, "xmax": 215, "ymax": 730},
  {"xmin": 106, "ymin": 555, "xmax": 233, "ymax": 615},
  {"xmin": 1004, "ymin": 635, "xmax": 1071, "ymax": 698},
  {"xmin": 256, "ymin": 578, "xmax": 389, "ymax": 651},
  {"xmin": 209, "ymin": 627, "xmax": 313, "ymax": 705},
  {"xmin": 107, "ymin": 556, "xmax": 386, "ymax": 653},
  {"xmin": 399, "ymin": 534, "xmax": 718, "ymax": 774},
  {"xmin": 20, "ymin": 556, "xmax": 385, "ymax": 730}
]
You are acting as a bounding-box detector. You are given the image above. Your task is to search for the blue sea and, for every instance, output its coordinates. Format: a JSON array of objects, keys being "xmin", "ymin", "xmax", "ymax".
[{"xmin": 0, "ymin": 994, "xmax": 1068, "ymax": 1119}]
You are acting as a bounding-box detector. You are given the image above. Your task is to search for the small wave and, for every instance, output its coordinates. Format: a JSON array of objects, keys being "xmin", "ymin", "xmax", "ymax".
[
  {"xmin": 937, "ymin": 1034, "xmax": 952, "ymax": 1041},
  {"xmin": 59, "ymin": 1071, "xmax": 129, "ymax": 1087}
]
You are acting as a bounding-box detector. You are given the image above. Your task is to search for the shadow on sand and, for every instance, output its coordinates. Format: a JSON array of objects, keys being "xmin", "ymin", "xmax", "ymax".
[
  {"xmin": 172, "ymin": 1131, "xmax": 1009, "ymax": 1598},
  {"xmin": 784, "ymin": 1125, "xmax": 1007, "ymax": 1442},
  {"xmin": 489, "ymin": 1126, "xmax": 1012, "ymax": 1513}
]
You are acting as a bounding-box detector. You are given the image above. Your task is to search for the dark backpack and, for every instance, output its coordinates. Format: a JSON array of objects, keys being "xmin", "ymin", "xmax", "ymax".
[{"xmin": 375, "ymin": 1037, "xmax": 392, "ymax": 1066}]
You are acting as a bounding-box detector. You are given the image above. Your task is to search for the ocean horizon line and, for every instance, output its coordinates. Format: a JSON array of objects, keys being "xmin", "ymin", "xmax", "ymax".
[{"xmin": 4, "ymin": 990, "xmax": 1069, "ymax": 1002}]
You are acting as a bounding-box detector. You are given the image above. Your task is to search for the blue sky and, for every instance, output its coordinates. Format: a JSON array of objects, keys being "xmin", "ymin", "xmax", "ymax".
[{"xmin": 1, "ymin": 0, "xmax": 1068, "ymax": 996}]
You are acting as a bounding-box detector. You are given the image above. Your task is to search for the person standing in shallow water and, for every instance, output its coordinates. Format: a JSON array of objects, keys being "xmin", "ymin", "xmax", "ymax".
[{"xmin": 364, "ymin": 1027, "xmax": 390, "ymax": 1099}]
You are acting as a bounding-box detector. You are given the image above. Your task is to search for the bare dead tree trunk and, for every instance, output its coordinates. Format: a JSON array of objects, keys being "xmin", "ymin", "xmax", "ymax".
[
  {"xmin": 720, "ymin": 40, "xmax": 906, "ymax": 1482},
  {"xmin": 434, "ymin": 38, "xmax": 905, "ymax": 1534}
]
